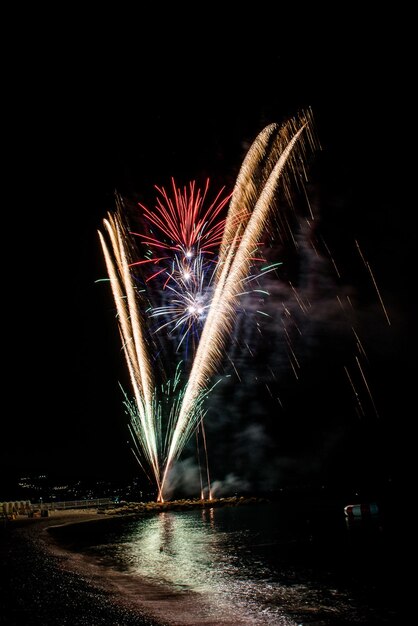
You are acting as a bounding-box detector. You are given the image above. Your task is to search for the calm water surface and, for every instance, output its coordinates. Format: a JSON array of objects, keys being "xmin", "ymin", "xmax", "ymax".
[{"xmin": 52, "ymin": 501, "xmax": 400, "ymax": 625}]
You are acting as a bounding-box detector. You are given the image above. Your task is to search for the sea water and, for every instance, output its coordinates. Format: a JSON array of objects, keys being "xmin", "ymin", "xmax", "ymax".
[{"xmin": 51, "ymin": 500, "xmax": 399, "ymax": 625}]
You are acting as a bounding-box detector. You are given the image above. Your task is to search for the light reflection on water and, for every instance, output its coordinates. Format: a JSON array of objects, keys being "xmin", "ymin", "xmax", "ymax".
[
  {"xmin": 58, "ymin": 503, "xmax": 396, "ymax": 626},
  {"xmin": 122, "ymin": 508, "xmax": 260, "ymax": 596},
  {"xmin": 126, "ymin": 510, "xmax": 227, "ymax": 591},
  {"xmin": 69, "ymin": 502, "xmax": 393, "ymax": 625}
]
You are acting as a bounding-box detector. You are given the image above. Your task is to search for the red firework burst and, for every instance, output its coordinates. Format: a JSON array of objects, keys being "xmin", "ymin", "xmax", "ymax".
[{"xmin": 131, "ymin": 178, "xmax": 231, "ymax": 257}]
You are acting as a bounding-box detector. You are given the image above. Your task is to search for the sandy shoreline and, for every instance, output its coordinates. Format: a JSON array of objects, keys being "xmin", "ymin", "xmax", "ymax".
[{"xmin": 1, "ymin": 509, "xmax": 163, "ymax": 625}]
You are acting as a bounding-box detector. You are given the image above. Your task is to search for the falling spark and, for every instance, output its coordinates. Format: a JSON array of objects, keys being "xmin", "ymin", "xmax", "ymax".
[
  {"xmin": 289, "ymin": 281, "xmax": 309, "ymax": 314},
  {"xmin": 227, "ymin": 355, "xmax": 242, "ymax": 382},
  {"xmin": 344, "ymin": 365, "xmax": 365, "ymax": 417},
  {"xmin": 351, "ymin": 327, "xmax": 368, "ymax": 360},
  {"xmin": 355, "ymin": 356, "xmax": 379, "ymax": 418},
  {"xmin": 320, "ymin": 236, "xmax": 341, "ymax": 278},
  {"xmin": 355, "ymin": 240, "xmax": 391, "ymax": 326}
]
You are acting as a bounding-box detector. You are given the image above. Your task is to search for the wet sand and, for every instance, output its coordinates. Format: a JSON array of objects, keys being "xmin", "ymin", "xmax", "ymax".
[{"xmin": 1, "ymin": 511, "xmax": 164, "ymax": 625}]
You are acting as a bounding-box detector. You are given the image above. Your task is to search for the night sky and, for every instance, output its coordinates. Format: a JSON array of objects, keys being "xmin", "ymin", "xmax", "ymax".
[{"xmin": 2, "ymin": 15, "xmax": 413, "ymax": 499}]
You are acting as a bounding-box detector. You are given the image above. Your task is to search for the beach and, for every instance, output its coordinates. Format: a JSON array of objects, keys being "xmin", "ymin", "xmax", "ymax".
[
  {"xmin": 1, "ymin": 501, "xmax": 401, "ymax": 625},
  {"xmin": 0, "ymin": 510, "xmax": 163, "ymax": 626}
]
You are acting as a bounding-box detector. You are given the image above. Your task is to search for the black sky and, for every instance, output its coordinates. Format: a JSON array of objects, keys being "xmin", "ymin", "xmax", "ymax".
[{"xmin": 2, "ymin": 16, "xmax": 414, "ymax": 497}]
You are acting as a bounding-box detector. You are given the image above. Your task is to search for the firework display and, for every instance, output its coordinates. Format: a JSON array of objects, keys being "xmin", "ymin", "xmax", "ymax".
[{"xmin": 99, "ymin": 110, "xmax": 319, "ymax": 501}]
